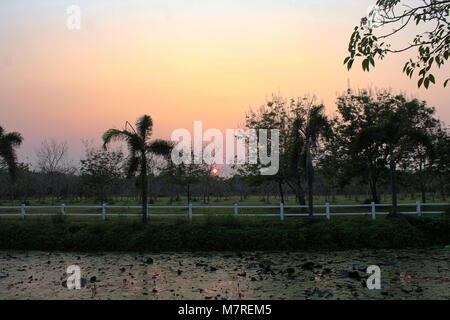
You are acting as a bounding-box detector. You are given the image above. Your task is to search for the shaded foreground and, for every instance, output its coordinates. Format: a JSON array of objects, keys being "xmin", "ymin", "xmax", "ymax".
[
  {"xmin": 1, "ymin": 214, "xmax": 449, "ymax": 252},
  {"xmin": 0, "ymin": 248, "xmax": 449, "ymax": 300}
]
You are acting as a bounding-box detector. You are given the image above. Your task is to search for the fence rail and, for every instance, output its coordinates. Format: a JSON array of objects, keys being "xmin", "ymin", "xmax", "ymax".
[{"xmin": 0, "ymin": 201, "xmax": 448, "ymax": 221}]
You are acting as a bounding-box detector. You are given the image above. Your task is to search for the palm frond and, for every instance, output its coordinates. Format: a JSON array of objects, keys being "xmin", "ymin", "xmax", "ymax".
[
  {"xmin": 3, "ymin": 132, "xmax": 23, "ymax": 146},
  {"xmin": 136, "ymin": 115, "xmax": 153, "ymax": 140},
  {"xmin": 147, "ymin": 139, "xmax": 174, "ymax": 157},
  {"xmin": 0, "ymin": 144, "xmax": 19, "ymax": 182},
  {"xmin": 0, "ymin": 128, "xmax": 23, "ymax": 183},
  {"xmin": 102, "ymin": 129, "xmax": 132, "ymax": 150}
]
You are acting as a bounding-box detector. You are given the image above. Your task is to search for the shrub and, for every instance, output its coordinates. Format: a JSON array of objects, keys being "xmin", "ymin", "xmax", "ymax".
[{"xmin": 0, "ymin": 215, "xmax": 448, "ymax": 252}]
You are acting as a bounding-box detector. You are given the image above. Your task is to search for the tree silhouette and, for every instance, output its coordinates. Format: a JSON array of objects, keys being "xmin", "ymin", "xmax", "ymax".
[
  {"xmin": 345, "ymin": 0, "xmax": 450, "ymax": 88},
  {"xmin": 352, "ymin": 94, "xmax": 434, "ymax": 214},
  {"xmin": 0, "ymin": 126, "xmax": 23, "ymax": 183},
  {"xmin": 103, "ymin": 115, "xmax": 173, "ymax": 223},
  {"xmin": 292, "ymin": 98, "xmax": 332, "ymax": 216}
]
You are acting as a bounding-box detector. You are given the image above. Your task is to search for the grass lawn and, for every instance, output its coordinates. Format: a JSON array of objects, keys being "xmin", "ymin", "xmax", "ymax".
[{"xmin": 0, "ymin": 195, "xmax": 448, "ymax": 218}]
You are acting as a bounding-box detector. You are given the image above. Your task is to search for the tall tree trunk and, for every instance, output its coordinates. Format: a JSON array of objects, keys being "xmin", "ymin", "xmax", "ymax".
[
  {"xmin": 187, "ymin": 183, "xmax": 191, "ymax": 203},
  {"xmin": 389, "ymin": 150, "xmax": 398, "ymax": 215},
  {"xmin": 278, "ymin": 180, "xmax": 285, "ymax": 204},
  {"xmin": 419, "ymin": 159, "xmax": 426, "ymax": 203},
  {"xmin": 286, "ymin": 180, "xmax": 306, "ymax": 205},
  {"xmin": 368, "ymin": 177, "xmax": 378, "ymax": 203},
  {"xmin": 141, "ymin": 152, "xmax": 148, "ymax": 224},
  {"xmin": 306, "ymin": 141, "xmax": 314, "ymax": 216},
  {"xmin": 296, "ymin": 179, "xmax": 306, "ymax": 206}
]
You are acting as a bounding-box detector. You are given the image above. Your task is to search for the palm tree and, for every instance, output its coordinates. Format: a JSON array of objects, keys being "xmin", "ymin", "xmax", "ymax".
[
  {"xmin": 292, "ymin": 99, "xmax": 332, "ymax": 216},
  {"xmin": 103, "ymin": 115, "xmax": 173, "ymax": 223},
  {"xmin": 0, "ymin": 126, "xmax": 23, "ymax": 183}
]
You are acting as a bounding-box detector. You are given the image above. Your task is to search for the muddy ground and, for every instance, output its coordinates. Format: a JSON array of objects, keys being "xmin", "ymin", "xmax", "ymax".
[{"xmin": 0, "ymin": 248, "xmax": 449, "ymax": 300}]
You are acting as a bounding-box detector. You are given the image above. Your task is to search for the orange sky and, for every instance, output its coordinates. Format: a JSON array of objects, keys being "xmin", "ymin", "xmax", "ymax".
[{"xmin": 0, "ymin": 0, "xmax": 449, "ymax": 164}]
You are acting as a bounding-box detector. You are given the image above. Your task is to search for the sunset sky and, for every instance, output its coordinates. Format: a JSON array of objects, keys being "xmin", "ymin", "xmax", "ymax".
[{"xmin": 0, "ymin": 0, "xmax": 449, "ymax": 165}]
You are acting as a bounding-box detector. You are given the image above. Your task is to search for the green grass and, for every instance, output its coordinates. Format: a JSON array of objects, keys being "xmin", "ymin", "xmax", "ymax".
[
  {"xmin": 0, "ymin": 195, "xmax": 447, "ymax": 217},
  {"xmin": 0, "ymin": 212, "xmax": 449, "ymax": 252},
  {"xmin": 0, "ymin": 193, "xmax": 448, "ymax": 206}
]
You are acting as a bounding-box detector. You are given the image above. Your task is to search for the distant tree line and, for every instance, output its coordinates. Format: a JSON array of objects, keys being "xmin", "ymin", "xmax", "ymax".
[{"xmin": 0, "ymin": 89, "xmax": 449, "ymax": 217}]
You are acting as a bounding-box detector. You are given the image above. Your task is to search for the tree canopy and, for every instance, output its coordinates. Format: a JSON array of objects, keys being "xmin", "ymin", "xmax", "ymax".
[{"xmin": 345, "ymin": 0, "xmax": 450, "ymax": 88}]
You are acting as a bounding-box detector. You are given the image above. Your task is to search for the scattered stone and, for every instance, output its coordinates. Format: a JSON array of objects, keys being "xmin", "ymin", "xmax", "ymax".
[
  {"xmin": 319, "ymin": 290, "xmax": 333, "ymax": 298},
  {"xmin": 401, "ymin": 287, "xmax": 413, "ymax": 294},
  {"xmin": 322, "ymin": 267, "xmax": 332, "ymax": 274},
  {"xmin": 246, "ymin": 263, "xmax": 257, "ymax": 270},
  {"xmin": 286, "ymin": 268, "xmax": 295, "ymax": 274},
  {"xmin": 344, "ymin": 283, "xmax": 355, "ymax": 290},
  {"xmin": 305, "ymin": 288, "xmax": 320, "ymax": 297},
  {"xmin": 259, "ymin": 260, "xmax": 272, "ymax": 271},
  {"xmin": 348, "ymin": 271, "xmax": 361, "ymax": 280},
  {"xmin": 352, "ymin": 264, "xmax": 367, "ymax": 272},
  {"xmin": 196, "ymin": 262, "xmax": 207, "ymax": 267},
  {"xmin": 338, "ymin": 270, "xmax": 349, "ymax": 278},
  {"xmin": 301, "ymin": 262, "xmax": 315, "ymax": 271},
  {"xmin": 144, "ymin": 257, "xmax": 154, "ymax": 264}
]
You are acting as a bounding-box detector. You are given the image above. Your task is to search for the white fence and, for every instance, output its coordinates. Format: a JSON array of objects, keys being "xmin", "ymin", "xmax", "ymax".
[{"xmin": 0, "ymin": 202, "xmax": 448, "ymax": 220}]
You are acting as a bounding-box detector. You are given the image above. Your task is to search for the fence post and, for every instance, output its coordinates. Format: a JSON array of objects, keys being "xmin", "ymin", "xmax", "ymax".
[
  {"xmin": 21, "ymin": 204, "xmax": 25, "ymax": 219},
  {"xmin": 326, "ymin": 203, "xmax": 330, "ymax": 220},
  {"xmin": 188, "ymin": 203, "xmax": 193, "ymax": 220},
  {"xmin": 416, "ymin": 201, "xmax": 421, "ymax": 217},
  {"xmin": 280, "ymin": 202, "xmax": 284, "ymax": 221},
  {"xmin": 234, "ymin": 203, "xmax": 238, "ymax": 218},
  {"xmin": 102, "ymin": 203, "xmax": 106, "ymax": 220},
  {"xmin": 371, "ymin": 202, "xmax": 376, "ymax": 220},
  {"xmin": 61, "ymin": 204, "xmax": 65, "ymax": 216}
]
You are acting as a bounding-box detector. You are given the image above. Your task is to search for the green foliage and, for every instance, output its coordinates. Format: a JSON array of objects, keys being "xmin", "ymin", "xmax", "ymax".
[
  {"xmin": 331, "ymin": 89, "xmax": 444, "ymax": 212},
  {"xmin": 80, "ymin": 143, "xmax": 125, "ymax": 202},
  {"xmin": 0, "ymin": 215, "xmax": 449, "ymax": 252},
  {"xmin": 345, "ymin": 0, "xmax": 450, "ymax": 88},
  {"xmin": 161, "ymin": 150, "xmax": 213, "ymax": 203},
  {"xmin": 0, "ymin": 126, "xmax": 23, "ymax": 183},
  {"xmin": 102, "ymin": 115, "xmax": 173, "ymax": 222},
  {"xmin": 238, "ymin": 95, "xmax": 331, "ymax": 212}
]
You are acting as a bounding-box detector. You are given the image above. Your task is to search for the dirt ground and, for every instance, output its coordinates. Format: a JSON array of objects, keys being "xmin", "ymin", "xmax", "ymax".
[{"xmin": 0, "ymin": 248, "xmax": 449, "ymax": 300}]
